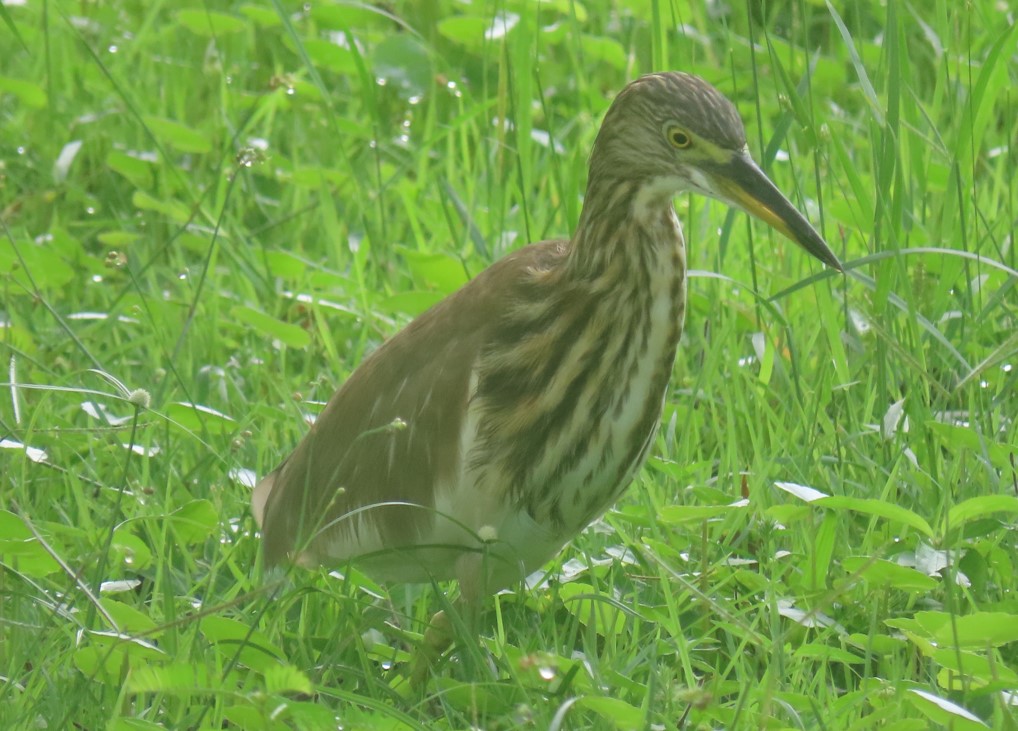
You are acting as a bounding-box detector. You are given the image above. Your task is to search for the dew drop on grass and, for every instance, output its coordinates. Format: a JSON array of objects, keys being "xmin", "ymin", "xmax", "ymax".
[
  {"xmin": 538, "ymin": 666, "xmax": 556, "ymax": 681},
  {"xmin": 108, "ymin": 45, "xmax": 118, "ymax": 53},
  {"xmin": 1003, "ymin": 363, "xmax": 1013, "ymax": 373},
  {"xmin": 17, "ymin": 146, "xmax": 25, "ymax": 154}
]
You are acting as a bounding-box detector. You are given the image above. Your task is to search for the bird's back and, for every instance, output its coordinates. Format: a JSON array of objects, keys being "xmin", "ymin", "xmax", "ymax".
[{"xmin": 253, "ymin": 240, "xmax": 574, "ymax": 581}]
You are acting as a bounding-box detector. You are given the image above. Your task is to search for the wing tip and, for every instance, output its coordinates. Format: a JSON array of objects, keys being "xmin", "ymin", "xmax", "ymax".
[{"xmin": 251, "ymin": 470, "xmax": 276, "ymax": 529}]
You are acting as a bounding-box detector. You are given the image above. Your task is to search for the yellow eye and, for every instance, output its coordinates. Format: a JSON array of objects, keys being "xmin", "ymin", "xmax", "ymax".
[{"xmin": 666, "ymin": 126, "xmax": 692, "ymax": 149}]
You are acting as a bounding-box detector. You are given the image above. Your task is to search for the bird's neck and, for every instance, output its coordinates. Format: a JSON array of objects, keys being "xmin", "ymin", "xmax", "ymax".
[
  {"xmin": 567, "ymin": 178, "xmax": 686, "ymax": 283},
  {"xmin": 485, "ymin": 176, "xmax": 689, "ymax": 534}
]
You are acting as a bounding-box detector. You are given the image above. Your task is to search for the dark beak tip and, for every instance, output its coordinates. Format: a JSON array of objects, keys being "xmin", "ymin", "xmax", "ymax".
[
  {"xmin": 816, "ymin": 248, "xmax": 844, "ymax": 273},
  {"xmin": 816, "ymin": 243, "xmax": 844, "ymax": 273}
]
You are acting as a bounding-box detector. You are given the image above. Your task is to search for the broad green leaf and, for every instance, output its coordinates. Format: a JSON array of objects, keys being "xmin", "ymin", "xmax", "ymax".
[
  {"xmin": 131, "ymin": 190, "xmax": 190, "ymax": 223},
  {"xmin": 0, "ymin": 510, "xmax": 61, "ymax": 576},
  {"xmin": 73, "ymin": 645, "xmax": 123, "ymax": 683},
  {"xmin": 932, "ymin": 612, "xmax": 1018, "ymax": 649},
  {"xmin": 0, "ymin": 238, "xmax": 76, "ymax": 291},
  {"xmin": 0, "ymin": 510, "xmax": 38, "ymax": 542},
  {"xmin": 397, "ymin": 248, "xmax": 469, "ymax": 293},
  {"xmin": 263, "ymin": 250, "xmax": 308, "ymax": 278},
  {"xmin": 222, "ymin": 706, "xmax": 264, "ymax": 729},
  {"xmin": 559, "ymin": 582, "xmax": 626, "ymax": 637},
  {"xmin": 932, "ymin": 647, "xmax": 1018, "ymax": 688},
  {"xmin": 576, "ymin": 695, "xmax": 643, "ymax": 730},
  {"xmin": 238, "ymin": 4, "xmax": 281, "ymax": 27},
  {"xmin": 578, "ymin": 35, "xmax": 626, "ymax": 70},
  {"xmin": 112, "ymin": 528, "xmax": 153, "ymax": 570},
  {"xmin": 264, "ymin": 665, "xmax": 314, "ymax": 695},
  {"xmin": 101, "ymin": 598, "xmax": 159, "ymax": 635},
  {"xmin": 176, "ymin": 9, "xmax": 246, "ymax": 35},
  {"xmin": 907, "ymin": 689, "xmax": 988, "ymax": 729},
  {"xmin": 847, "ymin": 632, "xmax": 906, "ymax": 654},
  {"xmin": 298, "ymin": 38, "xmax": 357, "ymax": 74},
  {"xmin": 816, "ymin": 496, "xmax": 934, "ymax": 537},
  {"xmin": 165, "ymin": 401, "xmax": 237, "ymax": 435},
  {"xmin": 167, "ymin": 499, "xmax": 218, "ymax": 544},
  {"xmin": 200, "ymin": 615, "xmax": 284, "ymax": 672},
  {"xmin": 765, "ymin": 504, "xmax": 812, "ymax": 525},
  {"xmin": 311, "ymin": 3, "xmax": 385, "ymax": 27},
  {"xmin": 285, "ymin": 702, "xmax": 350, "ymax": 727},
  {"xmin": 657, "ymin": 500, "xmax": 749, "ymax": 524},
  {"xmin": 126, "ymin": 663, "xmax": 212, "ymax": 693},
  {"xmin": 379, "ymin": 291, "xmax": 444, "ymax": 317},
  {"xmin": 372, "ymin": 35, "xmax": 431, "ymax": 98},
  {"xmin": 926, "ymin": 421, "xmax": 1014, "ymax": 469},
  {"xmin": 232, "ymin": 305, "xmax": 311, "ymax": 349},
  {"xmin": 0, "ymin": 75, "xmax": 46, "ymax": 108},
  {"xmin": 947, "ymin": 495, "xmax": 1018, "ymax": 530},
  {"xmin": 0, "ymin": 322, "xmax": 36, "ymax": 354},
  {"xmin": 107, "ymin": 150, "xmax": 157, "ymax": 188},
  {"xmin": 645, "ymin": 455, "xmax": 712, "ymax": 480},
  {"xmin": 538, "ymin": 0, "xmax": 588, "ymax": 20},
  {"xmin": 142, "ymin": 115, "xmax": 212, "ymax": 154},
  {"xmin": 86, "ymin": 630, "xmax": 164, "ymax": 660},
  {"xmin": 436, "ymin": 16, "xmax": 488, "ymax": 47},
  {"xmin": 75, "ymin": 631, "xmax": 164, "ymax": 681},
  {"xmin": 732, "ymin": 568, "xmax": 771, "ymax": 594},
  {"xmin": 793, "ymin": 643, "xmax": 865, "ymax": 665},
  {"xmin": 841, "ymin": 556, "xmax": 939, "ymax": 592}
]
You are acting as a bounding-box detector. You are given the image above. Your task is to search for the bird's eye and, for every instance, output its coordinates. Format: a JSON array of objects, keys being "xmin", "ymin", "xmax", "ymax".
[{"xmin": 666, "ymin": 126, "xmax": 692, "ymax": 149}]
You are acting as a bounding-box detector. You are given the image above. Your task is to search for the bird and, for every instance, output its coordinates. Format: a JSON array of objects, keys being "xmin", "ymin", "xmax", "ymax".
[{"xmin": 252, "ymin": 71, "xmax": 841, "ymax": 638}]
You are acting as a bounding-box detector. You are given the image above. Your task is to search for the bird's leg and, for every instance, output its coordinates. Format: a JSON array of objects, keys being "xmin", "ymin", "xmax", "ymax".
[
  {"xmin": 408, "ymin": 606, "xmax": 455, "ymax": 688},
  {"xmin": 408, "ymin": 551, "xmax": 488, "ymax": 688}
]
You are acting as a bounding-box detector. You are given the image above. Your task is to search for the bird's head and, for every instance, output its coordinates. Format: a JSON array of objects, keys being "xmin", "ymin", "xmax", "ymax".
[{"xmin": 589, "ymin": 71, "xmax": 842, "ymax": 271}]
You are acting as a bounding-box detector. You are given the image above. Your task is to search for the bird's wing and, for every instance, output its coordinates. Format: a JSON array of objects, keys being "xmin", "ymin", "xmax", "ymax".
[{"xmin": 253, "ymin": 240, "xmax": 569, "ymax": 570}]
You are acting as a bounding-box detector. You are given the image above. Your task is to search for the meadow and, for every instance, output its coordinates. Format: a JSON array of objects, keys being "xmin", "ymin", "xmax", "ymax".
[{"xmin": 1, "ymin": 1, "xmax": 1016, "ymax": 728}]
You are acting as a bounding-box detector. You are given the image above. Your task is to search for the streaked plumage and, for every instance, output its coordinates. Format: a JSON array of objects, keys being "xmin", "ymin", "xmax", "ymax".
[{"xmin": 253, "ymin": 72, "xmax": 841, "ymax": 601}]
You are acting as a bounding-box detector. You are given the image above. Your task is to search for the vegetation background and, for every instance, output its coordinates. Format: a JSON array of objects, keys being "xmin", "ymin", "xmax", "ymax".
[{"xmin": 1, "ymin": 0, "xmax": 1016, "ymax": 728}]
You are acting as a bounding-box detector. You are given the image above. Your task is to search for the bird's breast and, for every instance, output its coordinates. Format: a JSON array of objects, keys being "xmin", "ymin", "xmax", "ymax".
[{"xmin": 451, "ymin": 207, "xmax": 689, "ymax": 575}]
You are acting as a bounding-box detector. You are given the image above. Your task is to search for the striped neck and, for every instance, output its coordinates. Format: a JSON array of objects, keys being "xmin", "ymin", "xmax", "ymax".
[
  {"xmin": 567, "ymin": 176, "xmax": 686, "ymax": 282},
  {"xmin": 469, "ymin": 173, "xmax": 690, "ymax": 535}
]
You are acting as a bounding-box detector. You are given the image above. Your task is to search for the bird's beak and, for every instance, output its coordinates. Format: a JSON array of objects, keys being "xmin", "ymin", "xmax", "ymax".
[{"xmin": 711, "ymin": 152, "xmax": 843, "ymax": 272}]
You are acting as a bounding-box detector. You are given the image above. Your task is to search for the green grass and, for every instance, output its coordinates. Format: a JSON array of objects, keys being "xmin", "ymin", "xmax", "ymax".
[{"xmin": 1, "ymin": 0, "xmax": 1016, "ymax": 729}]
